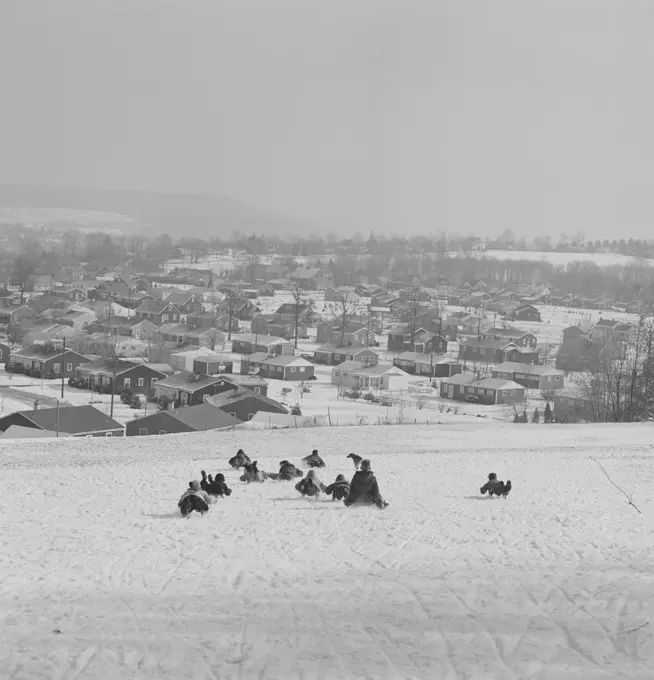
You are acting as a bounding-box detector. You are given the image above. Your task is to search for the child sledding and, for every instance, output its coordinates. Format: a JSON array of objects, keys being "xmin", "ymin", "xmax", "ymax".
[
  {"xmin": 344, "ymin": 460, "xmax": 388, "ymax": 509},
  {"xmin": 479, "ymin": 473, "xmax": 512, "ymax": 498},
  {"xmin": 178, "ymin": 480, "xmax": 214, "ymax": 516},
  {"xmin": 295, "ymin": 470, "xmax": 327, "ymax": 497},
  {"xmin": 325, "ymin": 474, "xmax": 350, "ymax": 501}
]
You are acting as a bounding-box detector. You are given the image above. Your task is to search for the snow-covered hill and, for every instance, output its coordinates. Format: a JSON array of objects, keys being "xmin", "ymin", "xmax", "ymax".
[{"xmin": 2, "ymin": 423, "xmax": 653, "ymax": 679}]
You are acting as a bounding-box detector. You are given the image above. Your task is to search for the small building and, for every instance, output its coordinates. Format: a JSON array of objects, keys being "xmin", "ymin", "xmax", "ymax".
[
  {"xmin": 76, "ymin": 359, "xmax": 168, "ymax": 395},
  {"xmin": 231, "ymin": 333, "xmax": 294, "ymax": 356},
  {"xmin": 0, "ymin": 305, "xmax": 37, "ymax": 325},
  {"xmin": 332, "ymin": 363, "xmax": 412, "ymax": 391},
  {"xmin": 440, "ymin": 375, "xmax": 526, "ymax": 405},
  {"xmin": 168, "ymin": 348, "xmax": 227, "ymax": 372},
  {"xmin": 393, "ymin": 351, "xmax": 462, "ymax": 378},
  {"xmin": 126, "ymin": 403, "xmax": 240, "ymax": 436},
  {"xmin": 491, "ymin": 362, "xmax": 564, "ymax": 391},
  {"xmin": 553, "ymin": 386, "xmax": 593, "ymax": 422},
  {"xmin": 0, "ymin": 341, "xmax": 10, "ymax": 365},
  {"xmin": 9, "ymin": 345, "xmax": 90, "ymax": 378},
  {"xmin": 130, "ymin": 318, "xmax": 158, "ymax": 341},
  {"xmin": 192, "ymin": 356, "xmax": 234, "ymax": 376},
  {"xmin": 316, "ymin": 322, "xmax": 375, "ymax": 347},
  {"xmin": 240, "ymin": 353, "xmax": 316, "ymax": 381},
  {"xmin": 154, "ymin": 372, "xmax": 230, "ymax": 407},
  {"xmin": 0, "ymin": 404, "xmax": 124, "ymax": 437},
  {"xmin": 314, "ymin": 344, "xmax": 378, "ymax": 366},
  {"xmin": 512, "ymin": 304, "xmax": 542, "ymax": 322},
  {"xmin": 205, "ymin": 390, "xmax": 289, "ymax": 422}
]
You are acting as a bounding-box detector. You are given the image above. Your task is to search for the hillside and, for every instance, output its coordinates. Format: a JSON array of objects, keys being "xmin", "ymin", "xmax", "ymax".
[
  {"xmin": 0, "ymin": 185, "xmax": 311, "ymax": 239},
  {"xmin": 1, "ymin": 422, "xmax": 653, "ymax": 678}
]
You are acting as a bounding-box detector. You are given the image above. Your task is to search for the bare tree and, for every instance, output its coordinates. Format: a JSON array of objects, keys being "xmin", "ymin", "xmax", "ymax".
[
  {"xmin": 12, "ymin": 256, "xmax": 36, "ymax": 303},
  {"xmin": 224, "ymin": 291, "xmax": 239, "ymax": 341},
  {"xmin": 332, "ymin": 291, "xmax": 359, "ymax": 347},
  {"xmin": 402, "ymin": 282, "xmax": 424, "ymax": 348},
  {"xmin": 288, "ymin": 276, "xmax": 307, "ymax": 349}
]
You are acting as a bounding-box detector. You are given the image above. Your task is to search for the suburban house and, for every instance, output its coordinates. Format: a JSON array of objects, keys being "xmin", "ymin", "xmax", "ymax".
[
  {"xmin": 205, "ymin": 390, "xmax": 289, "ymax": 422},
  {"xmin": 209, "ymin": 374, "xmax": 269, "ymax": 398},
  {"xmin": 288, "ymin": 267, "xmax": 331, "ymax": 290},
  {"xmin": 154, "ymin": 372, "xmax": 232, "ymax": 407},
  {"xmin": 386, "ymin": 324, "xmax": 423, "ymax": 352},
  {"xmin": 57, "ymin": 309, "xmax": 95, "ymax": 331},
  {"xmin": 553, "ymin": 386, "xmax": 593, "ymax": 422},
  {"xmin": 168, "ymin": 348, "xmax": 228, "ymax": 372},
  {"xmin": 555, "ymin": 337, "xmax": 599, "ymax": 372},
  {"xmin": 411, "ymin": 330, "xmax": 448, "ymax": 354},
  {"xmin": 589, "ymin": 319, "xmax": 635, "ymax": 345},
  {"xmin": 313, "ymin": 344, "xmax": 378, "ymax": 366},
  {"xmin": 274, "ymin": 302, "xmax": 314, "ymax": 324},
  {"xmin": 458, "ymin": 338, "xmax": 522, "ymax": 364},
  {"xmin": 216, "ymin": 296, "xmax": 257, "ymax": 321},
  {"xmin": 187, "ymin": 310, "xmax": 239, "ymax": 333},
  {"xmin": 392, "ymin": 352, "xmax": 463, "ymax": 378},
  {"xmin": 512, "ymin": 304, "xmax": 542, "ymax": 322},
  {"xmin": 491, "ymin": 362, "xmax": 565, "ymax": 391},
  {"xmin": 230, "ymin": 333, "xmax": 294, "ymax": 356},
  {"xmin": 316, "ymin": 322, "xmax": 375, "ymax": 347},
  {"xmin": 130, "ymin": 319, "xmax": 158, "ymax": 341},
  {"xmin": 9, "ymin": 345, "xmax": 90, "ymax": 378},
  {"xmin": 0, "ymin": 290, "xmax": 25, "ymax": 307},
  {"xmin": 192, "ymin": 356, "xmax": 234, "ymax": 375},
  {"xmin": 75, "ymin": 359, "xmax": 168, "ymax": 394},
  {"xmin": 134, "ymin": 299, "xmax": 182, "ymax": 326},
  {"xmin": 481, "ymin": 327, "xmax": 537, "ymax": 348},
  {"xmin": 331, "ymin": 362, "xmax": 412, "ymax": 391},
  {"xmin": 0, "ymin": 341, "xmax": 10, "ymax": 365},
  {"xmin": 0, "ymin": 404, "xmax": 124, "ymax": 437},
  {"xmin": 161, "ymin": 292, "xmax": 203, "ymax": 316},
  {"xmin": 240, "ymin": 353, "xmax": 316, "ymax": 381},
  {"xmin": 562, "ymin": 325, "xmax": 590, "ymax": 342},
  {"xmin": 0, "ymin": 305, "xmax": 37, "ymax": 325},
  {"xmin": 126, "ymin": 403, "xmax": 240, "ymax": 436},
  {"xmin": 440, "ymin": 374, "xmax": 526, "ymax": 405}
]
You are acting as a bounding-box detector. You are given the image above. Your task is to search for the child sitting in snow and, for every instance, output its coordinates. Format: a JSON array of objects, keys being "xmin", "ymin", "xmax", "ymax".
[
  {"xmin": 178, "ymin": 480, "xmax": 214, "ymax": 516},
  {"xmin": 208, "ymin": 473, "xmax": 232, "ymax": 497},
  {"xmin": 324, "ymin": 474, "xmax": 350, "ymax": 501},
  {"xmin": 295, "ymin": 469, "xmax": 327, "ymax": 497},
  {"xmin": 302, "ymin": 449, "xmax": 326, "ymax": 468}
]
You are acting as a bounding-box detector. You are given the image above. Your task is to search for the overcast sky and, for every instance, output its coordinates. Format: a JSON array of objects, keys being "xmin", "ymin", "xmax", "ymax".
[{"xmin": 1, "ymin": 0, "xmax": 652, "ymax": 239}]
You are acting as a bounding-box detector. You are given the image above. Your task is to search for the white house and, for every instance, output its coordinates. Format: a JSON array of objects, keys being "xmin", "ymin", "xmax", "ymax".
[{"xmin": 332, "ymin": 362, "xmax": 412, "ymax": 391}]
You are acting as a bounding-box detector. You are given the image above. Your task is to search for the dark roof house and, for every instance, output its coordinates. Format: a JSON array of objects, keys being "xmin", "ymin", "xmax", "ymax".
[{"xmin": 0, "ymin": 404, "xmax": 124, "ymax": 437}]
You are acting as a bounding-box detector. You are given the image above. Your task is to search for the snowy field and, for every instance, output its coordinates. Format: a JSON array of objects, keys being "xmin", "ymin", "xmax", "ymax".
[
  {"xmin": 2, "ymin": 423, "xmax": 654, "ymax": 679},
  {"xmin": 464, "ymin": 249, "xmax": 654, "ymax": 268}
]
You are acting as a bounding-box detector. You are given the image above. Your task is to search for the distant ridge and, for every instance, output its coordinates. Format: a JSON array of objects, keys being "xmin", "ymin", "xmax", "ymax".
[{"xmin": 0, "ymin": 185, "xmax": 311, "ymax": 239}]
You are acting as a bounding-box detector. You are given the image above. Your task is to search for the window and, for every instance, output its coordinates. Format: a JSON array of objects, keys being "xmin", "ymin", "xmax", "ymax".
[
  {"xmin": 53, "ymin": 363, "xmax": 61, "ymax": 373},
  {"xmin": 511, "ymin": 390, "xmax": 516, "ymax": 395},
  {"xmin": 162, "ymin": 314, "xmax": 169, "ymax": 322},
  {"xmin": 138, "ymin": 377, "xmax": 144, "ymax": 387},
  {"xmin": 138, "ymin": 428, "xmax": 148, "ymax": 436},
  {"xmin": 124, "ymin": 378, "xmax": 131, "ymax": 388},
  {"xmin": 103, "ymin": 376, "xmax": 110, "ymax": 385},
  {"xmin": 181, "ymin": 393, "xmax": 188, "ymax": 404},
  {"xmin": 290, "ymin": 367, "xmax": 296, "ymax": 373},
  {"xmin": 151, "ymin": 378, "xmax": 158, "ymax": 387},
  {"xmin": 0, "ymin": 349, "xmax": 2, "ymax": 358},
  {"xmin": 105, "ymin": 432, "xmax": 112, "ymax": 437},
  {"xmin": 254, "ymin": 386, "xmax": 260, "ymax": 394}
]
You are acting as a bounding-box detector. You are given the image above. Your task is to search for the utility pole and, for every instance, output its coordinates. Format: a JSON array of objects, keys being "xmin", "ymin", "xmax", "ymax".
[
  {"xmin": 110, "ymin": 349, "xmax": 117, "ymax": 419},
  {"xmin": 56, "ymin": 399, "xmax": 60, "ymax": 438},
  {"xmin": 61, "ymin": 336, "xmax": 66, "ymax": 399}
]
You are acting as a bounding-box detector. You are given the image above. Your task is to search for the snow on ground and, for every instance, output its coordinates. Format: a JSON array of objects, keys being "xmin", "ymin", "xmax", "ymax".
[
  {"xmin": 2, "ymin": 423, "xmax": 654, "ymax": 679},
  {"xmin": 464, "ymin": 249, "xmax": 654, "ymax": 268}
]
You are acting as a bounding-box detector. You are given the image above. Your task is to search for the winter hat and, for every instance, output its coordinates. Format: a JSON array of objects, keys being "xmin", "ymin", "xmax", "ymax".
[
  {"xmin": 488, "ymin": 472, "xmax": 497, "ymax": 480},
  {"xmin": 201, "ymin": 470, "xmax": 207, "ymax": 479},
  {"xmin": 336, "ymin": 474, "xmax": 346, "ymax": 482},
  {"xmin": 360, "ymin": 459, "xmax": 371, "ymax": 472},
  {"xmin": 280, "ymin": 460, "xmax": 290, "ymax": 467},
  {"xmin": 237, "ymin": 449, "xmax": 245, "ymax": 455},
  {"xmin": 190, "ymin": 480, "xmax": 201, "ymax": 491},
  {"xmin": 216, "ymin": 473, "xmax": 225, "ymax": 482},
  {"xmin": 312, "ymin": 449, "xmax": 318, "ymax": 455}
]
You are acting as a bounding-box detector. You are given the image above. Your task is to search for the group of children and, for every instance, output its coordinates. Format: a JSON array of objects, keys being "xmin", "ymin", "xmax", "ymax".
[{"xmin": 177, "ymin": 447, "xmax": 389, "ymax": 516}]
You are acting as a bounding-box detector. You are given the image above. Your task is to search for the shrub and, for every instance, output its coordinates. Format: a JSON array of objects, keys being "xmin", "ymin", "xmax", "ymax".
[
  {"xmin": 532, "ymin": 408, "xmax": 540, "ymax": 423},
  {"xmin": 290, "ymin": 404, "xmax": 302, "ymax": 416},
  {"xmin": 129, "ymin": 395, "xmax": 142, "ymax": 409},
  {"xmin": 363, "ymin": 391, "xmax": 377, "ymax": 402},
  {"xmin": 349, "ymin": 389, "xmax": 361, "ymax": 400},
  {"xmin": 120, "ymin": 388, "xmax": 134, "ymax": 405}
]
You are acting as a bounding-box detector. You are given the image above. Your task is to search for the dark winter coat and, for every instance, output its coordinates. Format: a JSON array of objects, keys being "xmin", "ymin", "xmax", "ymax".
[
  {"xmin": 302, "ymin": 453, "xmax": 326, "ymax": 468},
  {"xmin": 480, "ymin": 479, "xmax": 503, "ymax": 496},
  {"xmin": 325, "ymin": 476, "xmax": 350, "ymax": 501},
  {"xmin": 344, "ymin": 470, "xmax": 385, "ymax": 507},
  {"xmin": 209, "ymin": 474, "xmax": 232, "ymax": 497},
  {"xmin": 278, "ymin": 461, "xmax": 304, "ymax": 480},
  {"xmin": 295, "ymin": 477, "xmax": 326, "ymax": 497},
  {"xmin": 229, "ymin": 451, "xmax": 252, "ymax": 468}
]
